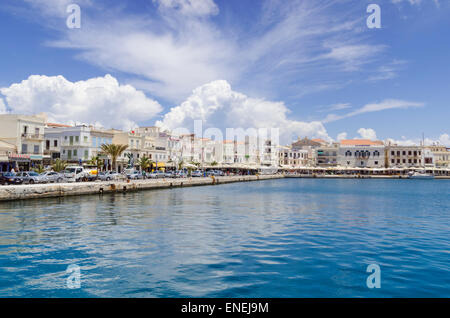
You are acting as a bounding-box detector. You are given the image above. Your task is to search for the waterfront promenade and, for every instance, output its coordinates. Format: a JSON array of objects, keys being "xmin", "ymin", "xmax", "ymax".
[{"xmin": 0, "ymin": 175, "xmax": 283, "ymax": 202}]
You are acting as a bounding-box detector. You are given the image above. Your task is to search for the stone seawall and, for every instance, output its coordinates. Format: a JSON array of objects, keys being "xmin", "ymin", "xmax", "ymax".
[{"xmin": 0, "ymin": 175, "xmax": 283, "ymax": 202}]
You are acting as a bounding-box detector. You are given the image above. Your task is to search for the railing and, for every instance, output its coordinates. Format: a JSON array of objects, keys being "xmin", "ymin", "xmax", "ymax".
[{"xmin": 21, "ymin": 133, "xmax": 44, "ymax": 140}]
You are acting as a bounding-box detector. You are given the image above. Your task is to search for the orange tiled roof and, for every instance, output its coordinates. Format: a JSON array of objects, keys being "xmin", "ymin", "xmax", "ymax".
[
  {"xmin": 311, "ymin": 138, "xmax": 327, "ymax": 144},
  {"xmin": 340, "ymin": 139, "xmax": 384, "ymax": 146},
  {"xmin": 47, "ymin": 122, "xmax": 72, "ymax": 128}
]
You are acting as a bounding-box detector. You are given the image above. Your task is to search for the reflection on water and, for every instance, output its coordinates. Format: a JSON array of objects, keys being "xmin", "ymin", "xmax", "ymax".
[{"xmin": 0, "ymin": 179, "xmax": 449, "ymax": 297}]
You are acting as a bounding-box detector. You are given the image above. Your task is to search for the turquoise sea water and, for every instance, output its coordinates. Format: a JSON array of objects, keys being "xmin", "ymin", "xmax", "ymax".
[{"xmin": 0, "ymin": 178, "xmax": 449, "ymax": 297}]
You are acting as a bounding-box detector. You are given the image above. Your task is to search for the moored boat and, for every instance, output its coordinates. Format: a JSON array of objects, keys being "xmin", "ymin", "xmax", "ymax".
[{"xmin": 408, "ymin": 170, "xmax": 434, "ymax": 179}]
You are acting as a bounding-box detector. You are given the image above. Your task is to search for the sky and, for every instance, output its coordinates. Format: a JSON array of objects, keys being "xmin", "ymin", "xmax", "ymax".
[{"xmin": 0, "ymin": 0, "xmax": 449, "ymax": 145}]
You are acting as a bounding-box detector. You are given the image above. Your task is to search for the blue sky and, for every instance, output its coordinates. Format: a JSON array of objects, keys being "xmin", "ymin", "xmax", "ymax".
[{"xmin": 0, "ymin": 0, "xmax": 449, "ymax": 145}]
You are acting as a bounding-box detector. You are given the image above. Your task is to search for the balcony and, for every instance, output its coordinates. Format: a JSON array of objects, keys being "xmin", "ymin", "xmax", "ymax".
[{"xmin": 21, "ymin": 133, "xmax": 44, "ymax": 140}]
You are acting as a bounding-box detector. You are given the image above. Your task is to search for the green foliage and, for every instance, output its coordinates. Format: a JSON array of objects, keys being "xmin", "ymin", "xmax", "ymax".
[
  {"xmin": 51, "ymin": 159, "xmax": 67, "ymax": 172},
  {"xmin": 100, "ymin": 144, "xmax": 128, "ymax": 171}
]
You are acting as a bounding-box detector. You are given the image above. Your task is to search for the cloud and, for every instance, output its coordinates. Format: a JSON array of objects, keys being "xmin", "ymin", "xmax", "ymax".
[
  {"xmin": 153, "ymin": 0, "xmax": 219, "ymax": 17},
  {"xmin": 337, "ymin": 132, "xmax": 348, "ymax": 141},
  {"xmin": 0, "ymin": 74, "xmax": 162, "ymax": 130},
  {"xmin": 357, "ymin": 128, "xmax": 377, "ymax": 140},
  {"xmin": 21, "ymin": 0, "xmax": 392, "ymax": 103},
  {"xmin": 156, "ymin": 80, "xmax": 330, "ymax": 143},
  {"xmin": 323, "ymin": 99, "xmax": 424, "ymax": 123},
  {"xmin": 385, "ymin": 133, "xmax": 450, "ymax": 147}
]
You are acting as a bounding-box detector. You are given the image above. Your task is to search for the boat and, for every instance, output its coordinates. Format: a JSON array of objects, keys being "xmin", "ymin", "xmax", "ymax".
[{"xmin": 408, "ymin": 170, "xmax": 434, "ymax": 179}]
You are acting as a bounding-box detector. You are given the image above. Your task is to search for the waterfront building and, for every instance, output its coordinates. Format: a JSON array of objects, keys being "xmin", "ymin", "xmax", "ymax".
[
  {"xmin": 422, "ymin": 148, "xmax": 435, "ymax": 168},
  {"xmin": 337, "ymin": 139, "xmax": 385, "ymax": 168},
  {"xmin": 45, "ymin": 124, "xmax": 113, "ymax": 166},
  {"xmin": 278, "ymin": 146, "xmax": 308, "ymax": 168},
  {"xmin": 0, "ymin": 140, "xmax": 17, "ymax": 172},
  {"xmin": 261, "ymin": 139, "xmax": 279, "ymax": 167},
  {"xmin": 385, "ymin": 145, "xmax": 423, "ymax": 168},
  {"xmin": 426, "ymin": 145, "xmax": 450, "ymax": 168},
  {"xmin": 291, "ymin": 137, "xmax": 323, "ymax": 167},
  {"xmin": 316, "ymin": 143, "xmax": 339, "ymax": 167},
  {"xmin": 135, "ymin": 126, "xmax": 171, "ymax": 169},
  {"xmin": 0, "ymin": 113, "xmax": 47, "ymax": 171}
]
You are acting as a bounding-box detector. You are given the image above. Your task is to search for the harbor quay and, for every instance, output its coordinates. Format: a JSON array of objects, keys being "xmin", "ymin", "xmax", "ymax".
[
  {"xmin": 0, "ymin": 174, "xmax": 283, "ymax": 202},
  {"xmin": 1, "ymin": 171, "xmax": 449, "ymax": 202}
]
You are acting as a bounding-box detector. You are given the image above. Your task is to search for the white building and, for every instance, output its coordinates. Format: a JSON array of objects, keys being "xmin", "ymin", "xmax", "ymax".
[
  {"xmin": 45, "ymin": 124, "xmax": 113, "ymax": 165},
  {"xmin": 0, "ymin": 113, "xmax": 47, "ymax": 170},
  {"xmin": 337, "ymin": 139, "xmax": 385, "ymax": 168}
]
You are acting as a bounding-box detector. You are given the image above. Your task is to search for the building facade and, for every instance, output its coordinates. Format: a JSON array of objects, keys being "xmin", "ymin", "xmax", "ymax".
[
  {"xmin": 0, "ymin": 113, "xmax": 47, "ymax": 171},
  {"xmin": 337, "ymin": 140, "xmax": 385, "ymax": 168}
]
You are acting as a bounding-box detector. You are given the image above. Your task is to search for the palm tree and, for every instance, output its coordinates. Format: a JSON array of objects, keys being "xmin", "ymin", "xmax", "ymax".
[
  {"xmin": 137, "ymin": 156, "xmax": 153, "ymax": 171},
  {"xmin": 178, "ymin": 160, "xmax": 184, "ymax": 171},
  {"xmin": 211, "ymin": 161, "xmax": 218, "ymax": 166},
  {"xmin": 100, "ymin": 144, "xmax": 128, "ymax": 171},
  {"xmin": 52, "ymin": 159, "xmax": 67, "ymax": 172},
  {"xmin": 33, "ymin": 164, "xmax": 45, "ymax": 174}
]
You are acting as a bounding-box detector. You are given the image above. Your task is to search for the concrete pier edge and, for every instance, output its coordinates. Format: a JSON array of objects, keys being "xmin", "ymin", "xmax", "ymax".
[{"xmin": 0, "ymin": 175, "xmax": 282, "ymax": 202}]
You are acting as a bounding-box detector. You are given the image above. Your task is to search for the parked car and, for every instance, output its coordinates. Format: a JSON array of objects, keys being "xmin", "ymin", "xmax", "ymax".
[
  {"xmin": 62, "ymin": 166, "xmax": 92, "ymax": 182},
  {"xmin": 207, "ymin": 170, "xmax": 223, "ymax": 177},
  {"xmin": 149, "ymin": 171, "xmax": 166, "ymax": 179},
  {"xmin": 40, "ymin": 171, "xmax": 65, "ymax": 183},
  {"xmin": 127, "ymin": 170, "xmax": 144, "ymax": 180},
  {"xmin": 0, "ymin": 172, "xmax": 23, "ymax": 185},
  {"xmin": 191, "ymin": 170, "xmax": 203, "ymax": 177},
  {"xmin": 98, "ymin": 171, "xmax": 121, "ymax": 181},
  {"xmin": 174, "ymin": 171, "xmax": 187, "ymax": 178},
  {"xmin": 164, "ymin": 171, "xmax": 176, "ymax": 178},
  {"xmin": 15, "ymin": 171, "xmax": 48, "ymax": 184}
]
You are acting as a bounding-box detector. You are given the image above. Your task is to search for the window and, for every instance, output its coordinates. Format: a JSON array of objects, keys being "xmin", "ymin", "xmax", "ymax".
[
  {"xmin": 54, "ymin": 140, "xmax": 58, "ymax": 147},
  {"xmin": 35, "ymin": 128, "xmax": 40, "ymax": 135},
  {"xmin": 73, "ymin": 149, "xmax": 78, "ymax": 157},
  {"xmin": 403, "ymin": 151, "xmax": 406, "ymax": 156},
  {"xmin": 84, "ymin": 150, "xmax": 88, "ymax": 159},
  {"xmin": 23, "ymin": 126, "xmax": 28, "ymax": 134},
  {"xmin": 345, "ymin": 150, "xmax": 352, "ymax": 157},
  {"xmin": 68, "ymin": 150, "xmax": 72, "ymax": 159},
  {"xmin": 75, "ymin": 136, "xmax": 79, "ymax": 143},
  {"xmin": 391, "ymin": 159, "xmax": 395, "ymax": 163},
  {"xmin": 46, "ymin": 140, "xmax": 50, "ymax": 150},
  {"xmin": 375, "ymin": 161, "xmax": 378, "ymax": 165},
  {"xmin": 22, "ymin": 144, "xmax": 28, "ymax": 153},
  {"xmin": 34, "ymin": 145, "xmax": 39, "ymax": 154},
  {"xmin": 408, "ymin": 151, "xmax": 412, "ymax": 156},
  {"xmin": 414, "ymin": 151, "xmax": 417, "ymax": 156},
  {"xmin": 69, "ymin": 136, "xmax": 74, "ymax": 145},
  {"xmin": 84, "ymin": 136, "xmax": 88, "ymax": 143},
  {"xmin": 391, "ymin": 151, "xmax": 394, "ymax": 156},
  {"xmin": 374, "ymin": 150, "xmax": 380, "ymax": 157}
]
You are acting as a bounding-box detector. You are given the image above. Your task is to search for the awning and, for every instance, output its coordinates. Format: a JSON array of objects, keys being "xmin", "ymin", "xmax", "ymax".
[{"xmin": 152, "ymin": 162, "xmax": 166, "ymax": 168}]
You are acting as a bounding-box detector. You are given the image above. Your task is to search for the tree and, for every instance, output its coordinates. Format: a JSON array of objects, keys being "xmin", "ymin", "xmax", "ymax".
[
  {"xmin": 211, "ymin": 161, "xmax": 218, "ymax": 166},
  {"xmin": 100, "ymin": 144, "xmax": 128, "ymax": 171},
  {"xmin": 33, "ymin": 164, "xmax": 45, "ymax": 174},
  {"xmin": 137, "ymin": 156, "xmax": 153, "ymax": 171},
  {"xmin": 178, "ymin": 160, "xmax": 184, "ymax": 171},
  {"xmin": 52, "ymin": 159, "xmax": 67, "ymax": 172}
]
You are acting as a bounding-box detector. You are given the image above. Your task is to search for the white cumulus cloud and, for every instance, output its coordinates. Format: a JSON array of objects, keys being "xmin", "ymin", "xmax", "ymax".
[
  {"xmin": 156, "ymin": 80, "xmax": 330, "ymax": 143},
  {"xmin": 337, "ymin": 132, "xmax": 348, "ymax": 141},
  {"xmin": 357, "ymin": 128, "xmax": 377, "ymax": 140},
  {"xmin": 0, "ymin": 74, "xmax": 162, "ymax": 130}
]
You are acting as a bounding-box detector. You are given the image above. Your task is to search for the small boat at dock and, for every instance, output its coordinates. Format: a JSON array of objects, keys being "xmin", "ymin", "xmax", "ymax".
[{"xmin": 408, "ymin": 170, "xmax": 434, "ymax": 179}]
